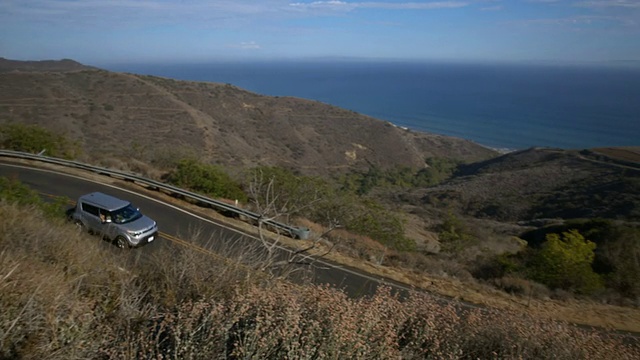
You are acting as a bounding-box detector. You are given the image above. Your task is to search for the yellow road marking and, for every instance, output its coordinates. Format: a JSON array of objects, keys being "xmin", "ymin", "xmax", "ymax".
[
  {"xmin": 158, "ymin": 231, "xmax": 258, "ymax": 273},
  {"xmin": 160, "ymin": 231, "xmax": 225, "ymax": 259}
]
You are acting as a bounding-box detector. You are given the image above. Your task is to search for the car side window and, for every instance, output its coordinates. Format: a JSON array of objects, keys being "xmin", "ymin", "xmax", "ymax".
[
  {"xmin": 99, "ymin": 210, "xmax": 112, "ymax": 222},
  {"xmin": 81, "ymin": 203, "xmax": 99, "ymax": 217}
]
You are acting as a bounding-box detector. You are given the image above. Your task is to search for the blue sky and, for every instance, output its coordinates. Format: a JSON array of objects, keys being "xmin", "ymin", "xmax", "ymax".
[{"xmin": 1, "ymin": 0, "xmax": 639, "ymax": 65}]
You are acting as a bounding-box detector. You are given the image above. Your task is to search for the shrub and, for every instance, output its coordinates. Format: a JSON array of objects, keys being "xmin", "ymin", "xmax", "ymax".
[
  {"xmin": 338, "ymin": 158, "xmax": 461, "ymax": 195},
  {"xmin": 165, "ymin": 158, "xmax": 248, "ymax": 202},
  {"xmin": 0, "ymin": 176, "xmax": 70, "ymax": 219},
  {"xmin": 244, "ymin": 166, "xmax": 331, "ymax": 219},
  {"xmin": 345, "ymin": 198, "xmax": 414, "ymax": 251},
  {"xmin": 0, "ymin": 123, "xmax": 81, "ymax": 159},
  {"xmin": 521, "ymin": 219, "xmax": 640, "ymax": 300},
  {"xmin": 244, "ymin": 166, "xmax": 413, "ymax": 250},
  {"xmin": 528, "ymin": 229, "xmax": 603, "ymax": 294},
  {"xmin": 593, "ymin": 225, "xmax": 640, "ymax": 299},
  {"xmin": 437, "ymin": 210, "xmax": 476, "ymax": 253}
]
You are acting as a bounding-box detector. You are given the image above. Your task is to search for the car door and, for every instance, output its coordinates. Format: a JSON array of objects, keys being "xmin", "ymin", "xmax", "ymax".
[
  {"xmin": 100, "ymin": 210, "xmax": 118, "ymax": 240},
  {"xmin": 80, "ymin": 203, "xmax": 102, "ymax": 233}
]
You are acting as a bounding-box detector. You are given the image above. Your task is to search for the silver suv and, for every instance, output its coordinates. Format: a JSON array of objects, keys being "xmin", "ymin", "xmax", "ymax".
[{"xmin": 68, "ymin": 192, "xmax": 158, "ymax": 248}]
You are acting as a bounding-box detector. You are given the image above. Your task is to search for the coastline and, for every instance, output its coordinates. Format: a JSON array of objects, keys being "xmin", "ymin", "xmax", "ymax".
[{"xmin": 102, "ymin": 61, "xmax": 640, "ymax": 151}]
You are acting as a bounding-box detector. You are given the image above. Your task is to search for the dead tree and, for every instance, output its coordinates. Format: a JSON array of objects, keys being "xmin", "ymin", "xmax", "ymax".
[{"xmin": 247, "ymin": 169, "xmax": 341, "ymax": 280}]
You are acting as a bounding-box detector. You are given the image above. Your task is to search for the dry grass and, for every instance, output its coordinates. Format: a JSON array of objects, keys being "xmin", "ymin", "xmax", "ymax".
[
  {"xmin": 592, "ymin": 147, "xmax": 640, "ymax": 163},
  {"xmin": 1, "ymin": 201, "xmax": 639, "ymax": 359}
]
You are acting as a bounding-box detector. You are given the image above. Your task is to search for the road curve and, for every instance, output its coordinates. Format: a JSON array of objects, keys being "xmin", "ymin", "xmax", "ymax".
[{"xmin": 0, "ymin": 161, "xmax": 419, "ymax": 299}]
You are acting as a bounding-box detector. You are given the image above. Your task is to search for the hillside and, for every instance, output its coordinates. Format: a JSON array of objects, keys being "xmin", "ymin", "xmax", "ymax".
[
  {"xmin": 0, "ymin": 57, "xmax": 95, "ymax": 73},
  {"xmin": 3, "ymin": 58, "xmax": 640, "ymax": 328},
  {"xmin": 0, "ymin": 59, "xmax": 497, "ymax": 176},
  {"xmin": 407, "ymin": 147, "xmax": 640, "ymax": 223},
  {"xmin": 2, "ymin": 200, "xmax": 638, "ymax": 359}
]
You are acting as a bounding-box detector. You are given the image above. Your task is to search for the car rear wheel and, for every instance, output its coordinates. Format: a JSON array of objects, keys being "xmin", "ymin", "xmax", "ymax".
[
  {"xmin": 74, "ymin": 220, "xmax": 85, "ymax": 231},
  {"xmin": 65, "ymin": 208, "xmax": 76, "ymax": 222},
  {"xmin": 115, "ymin": 236, "xmax": 129, "ymax": 249}
]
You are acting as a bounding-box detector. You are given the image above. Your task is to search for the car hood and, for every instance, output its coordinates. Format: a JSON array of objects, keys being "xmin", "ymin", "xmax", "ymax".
[{"xmin": 119, "ymin": 215, "xmax": 157, "ymax": 233}]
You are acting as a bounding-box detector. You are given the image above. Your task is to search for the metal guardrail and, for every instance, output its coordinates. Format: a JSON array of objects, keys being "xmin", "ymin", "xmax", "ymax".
[{"xmin": 0, "ymin": 150, "xmax": 310, "ymax": 240}]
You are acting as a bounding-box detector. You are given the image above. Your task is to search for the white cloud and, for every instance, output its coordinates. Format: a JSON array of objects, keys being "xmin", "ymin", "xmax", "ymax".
[
  {"xmin": 288, "ymin": 1, "xmax": 470, "ymax": 11},
  {"xmin": 288, "ymin": 0, "xmax": 357, "ymax": 11},
  {"xmin": 2, "ymin": 0, "xmax": 474, "ymax": 27},
  {"xmin": 0, "ymin": 0, "xmax": 301, "ymax": 32},
  {"xmin": 511, "ymin": 14, "xmax": 623, "ymax": 26},
  {"xmin": 574, "ymin": 0, "xmax": 640, "ymax": 8},
  {"xmin": 1, "ymin": 1, "xmax": 285, "ymax": 21},
  {"xmin": 228, "ymin": 41, "xmax": 262, "ymax": 49},
  {"xmin": 481, "ymin": 5, "xmax": 503, "ymax": 10},
  {"xmin": 359, "ymin": 1, "xmax": 470, "ymax": 9}
]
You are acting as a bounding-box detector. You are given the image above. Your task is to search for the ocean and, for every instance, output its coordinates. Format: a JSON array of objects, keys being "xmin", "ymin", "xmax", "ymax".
[{"xmin": 103, "ymin": 60, "xmax": 640, "ymax": 151}]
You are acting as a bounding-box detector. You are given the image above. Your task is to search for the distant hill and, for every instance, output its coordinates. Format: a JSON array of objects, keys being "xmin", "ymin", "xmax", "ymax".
[
  {"xmin": 0, "ymin": 58, "xmax": 497, "ymax": 175},
  {"xmin": 0, "ymin": 57, "xmax": 96, "ymax": 73},
  {"xmin": 409, "ymin": 147, "xmax": 640, "ymax": 222}
]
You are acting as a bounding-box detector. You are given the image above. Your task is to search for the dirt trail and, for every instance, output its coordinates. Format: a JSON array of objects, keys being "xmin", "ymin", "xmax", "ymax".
[{"xmin": 123, "ymin": 73, "xmax": 217, "ymax": 157}]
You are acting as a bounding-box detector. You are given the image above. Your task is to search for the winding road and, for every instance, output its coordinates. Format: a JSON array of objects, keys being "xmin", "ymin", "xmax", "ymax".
[{"xmin": 0, "ymin": 160, "xmax": 416, "ymax": 299}]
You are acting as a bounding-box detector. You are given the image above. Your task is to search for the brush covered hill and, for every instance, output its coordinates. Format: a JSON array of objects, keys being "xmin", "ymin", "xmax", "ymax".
[
  {"xmin": 408, "ymin": 147, "xmax": 640, "ymax": 223},
  {"xmin": 0, "ymin": 58, "xmax": 497, "ymax": 175}
]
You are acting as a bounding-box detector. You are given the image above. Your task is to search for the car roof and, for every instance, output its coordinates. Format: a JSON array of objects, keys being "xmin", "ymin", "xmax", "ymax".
[{"xmin": 79, "ymin": 192, "xmax": 130, "ymax": 211}]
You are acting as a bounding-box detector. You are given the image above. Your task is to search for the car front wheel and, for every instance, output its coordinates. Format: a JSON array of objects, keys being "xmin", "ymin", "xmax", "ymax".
[{"xmin": 115, "ymin": 236, "xmax": 129, "ymax": 249}]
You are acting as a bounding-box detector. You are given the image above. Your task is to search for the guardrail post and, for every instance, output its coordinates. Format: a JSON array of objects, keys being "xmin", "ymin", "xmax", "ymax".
[{"xmin": 291, "ymin": 227, "xmax": 310, "ymax": 240}]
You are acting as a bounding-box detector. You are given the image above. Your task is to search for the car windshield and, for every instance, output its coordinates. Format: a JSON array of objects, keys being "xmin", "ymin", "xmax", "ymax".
[{"xmin": 111, "ymin": 204, "xmax": 142, "ymax": 224}]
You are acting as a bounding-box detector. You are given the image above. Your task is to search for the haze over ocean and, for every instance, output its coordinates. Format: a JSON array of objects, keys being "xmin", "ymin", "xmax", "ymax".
[{"xmin": 104, "ymin": 61, "xmax": 640, "ymax": 151}]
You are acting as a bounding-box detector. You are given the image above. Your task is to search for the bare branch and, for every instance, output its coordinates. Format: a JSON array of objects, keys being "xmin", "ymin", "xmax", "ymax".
[{"xmin": 246, "ymin": 168, "xmax": 344, "ymax": 282}]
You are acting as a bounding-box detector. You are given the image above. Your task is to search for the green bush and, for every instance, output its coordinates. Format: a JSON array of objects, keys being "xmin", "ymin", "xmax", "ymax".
[
  {"xmin": 0, "ymin": 123, "xmax": 81, "ymax": 159},
  {"xmin": 0, "ymin": 176, "xmax": 70, "ymax": 219},
  {"xmin": 339, "ymin": 158, "xmax": 461, "ymax": 195},
  {"xmin": 245, "ymin": 166, "xmax": 332, "ymax": 218},
  {"xmin": 345, "ymin": 198, "xmax": 414, "ymax": 251},
  {"xmin": 437, "ymin": 211, "xmax": 476, "ymax": 253},
  {"xmin": 521, "ymin": 219, "xmax": 640, "ymax": 299},
  {"xmin": 598, "ymin": 226, "xmax": 640, "ymax": 298},
  {"xmin": 166, "ymin": 158, "xmax": 247, "ymax": 202},
  {"xmin": 245, "ymin": 166, "xmax": 413, "ymax": 250},
  {"xmin": 528, "ymin": 229, "xmax": 603, "ymax": 294},
  {"xmin": 419, "ymin": 157, "xmax": 462, "ymax": 185},
  {"xmin": 0, "ymin": 176, "xmax": 41, "ymax": 205}
]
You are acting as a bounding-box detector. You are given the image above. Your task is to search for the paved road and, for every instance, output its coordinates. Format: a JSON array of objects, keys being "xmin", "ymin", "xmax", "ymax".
[{"xmin": 0, "ymin": 161, "xmax": 415, "ymax": 299}]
